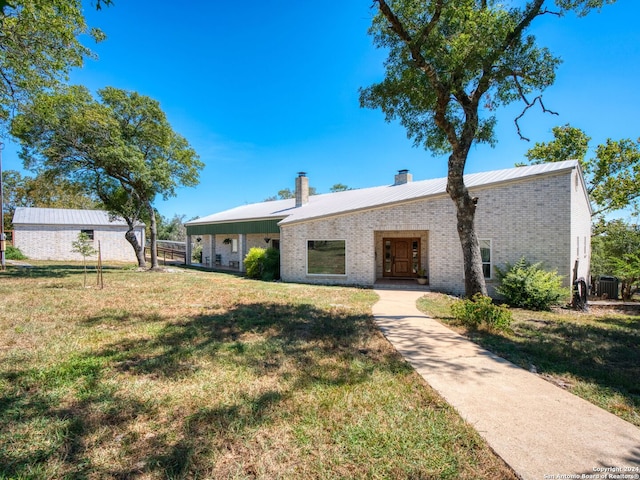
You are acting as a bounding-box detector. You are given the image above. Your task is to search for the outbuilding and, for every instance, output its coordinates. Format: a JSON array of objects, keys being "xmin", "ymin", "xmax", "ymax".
[{"xmin": 12, "ymin": 207, "xmax": 144, "ymax": 263}]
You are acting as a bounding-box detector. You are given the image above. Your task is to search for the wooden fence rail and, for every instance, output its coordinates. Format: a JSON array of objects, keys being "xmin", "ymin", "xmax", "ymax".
[{"xmin": 145, "ymin": 246, "xmax": 187, "ymax": 265}]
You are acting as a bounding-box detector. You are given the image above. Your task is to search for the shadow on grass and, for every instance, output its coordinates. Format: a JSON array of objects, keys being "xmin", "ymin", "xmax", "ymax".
[
  {"xmin": 461, "ymin": 312, "xmax": 640, "ymax": 404},
  {"xmin": 0, "ymin": 301, "xmax": 409, "ymax": 478},
  {"xmin": 0, "ymin": 263, "xmax": 126, "ymax": 279}
]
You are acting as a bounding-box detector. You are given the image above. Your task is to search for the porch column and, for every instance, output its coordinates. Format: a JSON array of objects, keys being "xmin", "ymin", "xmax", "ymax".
[
  {"xmin": 238, "ymin": 233, "xmax": 246, "ymax": 272},
  {"xmin": 186, "ymin": 234, "xmax": 192, "ymax": 265},
  {"xmin": 209, "ymin": 234, "xmax": 215, "ymax": 268}
]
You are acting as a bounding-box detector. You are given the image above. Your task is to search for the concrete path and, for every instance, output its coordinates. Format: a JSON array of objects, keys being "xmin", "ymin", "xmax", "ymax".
[{"xmin": 372, "ymin": 289, "xmax": 640, "ymax": 480}]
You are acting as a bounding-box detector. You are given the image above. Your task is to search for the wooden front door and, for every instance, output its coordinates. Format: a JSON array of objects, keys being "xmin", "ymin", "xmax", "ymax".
[{"xmin": 383, "ymin": 238, "xmax": 420, "ymax": 277}]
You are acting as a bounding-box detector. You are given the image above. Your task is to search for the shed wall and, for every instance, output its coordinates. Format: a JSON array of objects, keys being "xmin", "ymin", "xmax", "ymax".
[{"xmin": 13, "ymin": 225, "xmax": 143, "ymax": 262}]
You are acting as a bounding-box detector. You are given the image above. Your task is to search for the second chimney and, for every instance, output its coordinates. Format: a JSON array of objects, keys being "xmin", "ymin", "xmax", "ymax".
[
  {"xmin": 295, "ymin": 172, "xmax": 309, "ymax": 207},
  {"xmin": 394, "ymin": 169, "xmax": 412, "ymax": 185}
]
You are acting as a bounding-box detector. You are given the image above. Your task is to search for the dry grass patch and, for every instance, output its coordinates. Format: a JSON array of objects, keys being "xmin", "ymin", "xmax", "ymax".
[
  {"xmin": 1, "ymin": 264, "xmax": 515, "ymax": 479},
  {"xmin": 417, "ymin": 292, "xmax": 640, "ymax": 427}
]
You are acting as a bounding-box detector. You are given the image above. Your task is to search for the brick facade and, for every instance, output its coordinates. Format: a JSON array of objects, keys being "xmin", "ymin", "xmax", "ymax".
[
  {"xmin": 279, "ymin": 169, "xmax": 591, "ymax": 295},
  {"xmin": 13, "ymin": 225, "xmax": 143, "ymax": 263}
]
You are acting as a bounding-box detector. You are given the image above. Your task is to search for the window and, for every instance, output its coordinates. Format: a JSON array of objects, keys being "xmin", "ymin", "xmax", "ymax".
[
  {"xmin": 231, "ymin": 238, "xmax": 238, "ymax": 253},
  {"xmin": 479, "ymin": 239, "xmax": 491, "ymax": 279},
  {"xmin": 307, "ymin": 240, "xmax": 346, "ymax": 275},
  {"xmin": 81, "ymin": 229, "xmax": 94, "ymax": 241}
]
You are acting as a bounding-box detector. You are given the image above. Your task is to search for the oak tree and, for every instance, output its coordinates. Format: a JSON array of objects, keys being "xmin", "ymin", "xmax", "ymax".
[
  {"xmin": 360, "ymin": 0, "xmax": 615, "ymax": 297},
  {"xmin": 525, "ymin": 124, "xmax": 640, "ymax": 217},
  {"xmin": 0, "ymin": 0, "xmax": 110, "ymax": 128},
  {"xmin": 11, "ymin": 85, "xmax": 203, "ymax": 268}
]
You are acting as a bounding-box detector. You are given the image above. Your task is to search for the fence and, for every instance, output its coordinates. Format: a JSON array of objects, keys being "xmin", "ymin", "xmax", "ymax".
[{"xmin": 145, "ymin": 245, "xmax": 186, "ymax": 265}]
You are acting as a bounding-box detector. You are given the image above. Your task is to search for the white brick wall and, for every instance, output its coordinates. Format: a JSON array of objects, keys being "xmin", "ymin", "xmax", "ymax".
[
  {"xmin": 280, "ymin": 169, "xmax": 592, "ymax": 296},
  {"xmin": 13, "ymin": 225, "xmax": 143, "ymax": 263}
]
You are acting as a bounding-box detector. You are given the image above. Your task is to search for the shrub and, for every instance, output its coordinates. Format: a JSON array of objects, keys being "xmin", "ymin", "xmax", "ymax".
[
  {"xmin": 191, "ymin": 243, "xmax": 203, "ymax": 263},
  {"xmin": 496, "ymin": 257, "xmax": 568, "ymax": 311},
  {"xmin": 450, "ymin": 293, "xmax": 512, "ymax": 331},
  {"xmin": 262, "ymin": 247, "xmax": 280, "ymax": 281},
  {"xmin": 5, "ymin": 245, "xmax": 27, "ymax": 260},
  {"xmin": 244, "ymin": 247, "xmax": 280, "ymax": 281}
]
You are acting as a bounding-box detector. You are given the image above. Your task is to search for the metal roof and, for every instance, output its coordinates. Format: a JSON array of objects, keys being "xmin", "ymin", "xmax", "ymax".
[
  {"xmin": 186, "ymin": 160, "xmax": 580, "ymax": 228},
  {"xmin": 12, "ymin": 207, "xmax": 142, "ymax": 227}
]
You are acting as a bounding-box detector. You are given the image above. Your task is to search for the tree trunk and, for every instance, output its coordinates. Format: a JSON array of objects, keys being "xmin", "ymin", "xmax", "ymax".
[
  {"xmin": 147, "ymin": 203, "xmax": 159, "ymax": 269},
  {"xmin": 124, "ymin": 225, "xmax": 146, "ymax": 268},
  {"xmin": 446, "ymin": 152, "xmax": 487, "ymax": 298}
]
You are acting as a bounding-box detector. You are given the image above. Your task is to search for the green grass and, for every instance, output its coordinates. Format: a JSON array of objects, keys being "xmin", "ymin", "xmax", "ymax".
[
  {"xmin": 417, "ymin": 293, "xmax": 640, "ymax": 427},
  {"xmin": 0, "ymin": 263, "xmax": 515, "ymax": 479}
]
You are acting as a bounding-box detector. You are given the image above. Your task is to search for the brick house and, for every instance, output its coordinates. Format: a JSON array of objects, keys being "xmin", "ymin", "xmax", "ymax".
[
  {"xmin": 12, "ymin": 207, "xmax": 145, "ymax": 263},
  {"xmin": 185, "ymin": 160, "xmax": 591, "ymax": 296}
]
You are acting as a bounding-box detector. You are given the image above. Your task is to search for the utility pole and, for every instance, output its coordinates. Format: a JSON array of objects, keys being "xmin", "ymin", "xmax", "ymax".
[{"xmin": 0, "ymin": 142, "xmax": 5, "ymax": 271}]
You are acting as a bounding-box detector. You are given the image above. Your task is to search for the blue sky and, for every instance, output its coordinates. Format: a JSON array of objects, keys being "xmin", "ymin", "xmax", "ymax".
[{"xmin": 3, "ymin": 1, "xmax": 639, "ymax": 220}]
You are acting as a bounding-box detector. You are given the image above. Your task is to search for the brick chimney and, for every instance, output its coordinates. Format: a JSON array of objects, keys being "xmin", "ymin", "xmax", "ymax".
[
  {"xmin": 394, "ymin": 169, "xmax": 412, "ymax": 185},
  {"xmin": 295, "ymin": 172, "xmax": 309, "ymax": 207}
]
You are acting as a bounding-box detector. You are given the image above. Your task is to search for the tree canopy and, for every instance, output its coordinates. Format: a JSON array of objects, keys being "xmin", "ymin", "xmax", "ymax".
[
  {"xmin": 361, "ymin": 0, "xmax": 615, "ymax": 297},
  {"xmin": 0, "ymin": 0, "xmax": 110, "ymax": 129},
  {"xmin": 591, "ymin": 219, "xmax": 640, "ymax": 300},
  {"xmin": 11, "ymin": 85, "xmax": 203, "ymax": 268},
  {"xmin": 525, "ymin": 124, "xmax": 640, "ymax": 217},
  {"xmin": 1, "ymin": 169, "xmax": 99, "ymax": 230}
]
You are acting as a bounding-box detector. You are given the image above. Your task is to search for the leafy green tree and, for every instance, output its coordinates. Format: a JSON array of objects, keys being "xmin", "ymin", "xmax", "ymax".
[
  {"xmin": 264, "ymin": 186, "xmax": 317, "ymax": 202},
  {"xmin": 1, "ymin": 169, "xmax": 98, "ymax": 231},
  {"xmin": 11, "ymin": 85, "xmax": 203, "ymax": 269},
  {"xmin": 525, "ymin": 124, "xmax": 640, "ymax": 217},
  {"xmin": 156, "ymin": 213, "xmax": 187, "ymax": 241},
  {"xmin": 0, "ymin": 0, "xmax": 110, "ymax": 127},
  {"xmin": 71, "ymin": 231, "xmax": 97, "ymax": 287},
  {"xmin": 591, "ymin": 219, "xmax": 640, "ymax": 300},
  {"xmin": 329, "ymin": 183, "xmax": 351, "ymax": 192},
  {"xmin": 360, "ymin": 0, "xmax": 615, "ymax": 297}
]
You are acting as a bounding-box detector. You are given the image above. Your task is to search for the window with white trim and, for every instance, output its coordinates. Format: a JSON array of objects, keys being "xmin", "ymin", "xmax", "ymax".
[{"xmin": 307, "ymin": 240, "xmax": 346, "ymax": 275}]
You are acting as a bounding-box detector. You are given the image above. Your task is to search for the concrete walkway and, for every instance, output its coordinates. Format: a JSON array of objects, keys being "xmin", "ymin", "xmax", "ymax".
[{"xmin": 372, "ymin": 289, "xmax": 640, "ymax": 480}]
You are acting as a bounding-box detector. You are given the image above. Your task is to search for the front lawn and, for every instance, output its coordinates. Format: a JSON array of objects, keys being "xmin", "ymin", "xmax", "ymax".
[
  {"xmin": 0, "ymin": 264, "xmax": 515, "ymax": 479},
  {"xmin": 417, "ymin": 293, "xmax": 640, "ymax": 427}
]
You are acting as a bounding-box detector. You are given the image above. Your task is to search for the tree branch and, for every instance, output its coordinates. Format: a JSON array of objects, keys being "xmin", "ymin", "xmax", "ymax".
[
  {"xmin": 413, "ymin": 0, "xmax": 444, "ymax": 50},
  {"xmin": 375, "ymin": 0, "xmax": 460, "ymax": 150},
  {"xmin": 472, "ymin": 0, "xmax": 546, "ymax": 106},
  {"xmin": 514, "ymin": 95, "xmax": 558, "ymax": 141}
]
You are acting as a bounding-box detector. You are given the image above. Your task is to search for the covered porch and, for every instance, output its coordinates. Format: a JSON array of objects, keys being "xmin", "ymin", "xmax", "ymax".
[{"xmin": 186, "ymin": 219, "xmax": 281, "ymax": 274}]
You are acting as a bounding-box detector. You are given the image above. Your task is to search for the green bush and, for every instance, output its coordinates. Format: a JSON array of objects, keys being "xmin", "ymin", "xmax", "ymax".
[
  {"xmin": 191, "ymin": 243, "xmax": 203, "ymax": 263},
  {"xmin": 262, "ymin": 247, "xmax": 280, "ymax": 281},
  {"xmin": 450, "ymin": 293, "xmax": 512, "ymax": 331},
  {"xmin": 244, "ymin": 247, "xmax": 280, "ymax": 281},
  {"xmin": 495, "ymin": 257, "xmax": 568, "ymax": 311},
  {"xmin": 5, "ymin": 245, "xmax": 27, "ymax": 260}
]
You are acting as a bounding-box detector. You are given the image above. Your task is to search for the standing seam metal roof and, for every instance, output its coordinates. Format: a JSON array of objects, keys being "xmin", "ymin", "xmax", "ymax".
[
  {"xmin": 12, "ymin": 207, "xmax": 142, "ymax": 227},
  {"xmin": 185, "ymin": 160, "xmax": 580, "ymax": 227}
]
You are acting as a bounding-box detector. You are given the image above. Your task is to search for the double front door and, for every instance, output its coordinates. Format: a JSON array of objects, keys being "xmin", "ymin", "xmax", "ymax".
[{"xmin": 383, "ymin": 238, "xmax": 421, "ymax": 277}]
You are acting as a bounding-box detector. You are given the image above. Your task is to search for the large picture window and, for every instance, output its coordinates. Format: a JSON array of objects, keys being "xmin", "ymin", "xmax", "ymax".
[
  {"xmin": 307, "ymin": 240, "xmax": 346, "ymax": 275},
  {"xmin": 479, "ymin": 239, "xmax": 492, "ymax": 279}
]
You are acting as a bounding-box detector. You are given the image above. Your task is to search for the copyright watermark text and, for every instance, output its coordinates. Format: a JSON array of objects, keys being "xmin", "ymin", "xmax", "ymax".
[{"xmin": 543, "ymin": 467, "xmax": 640, "ymax": 480}]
